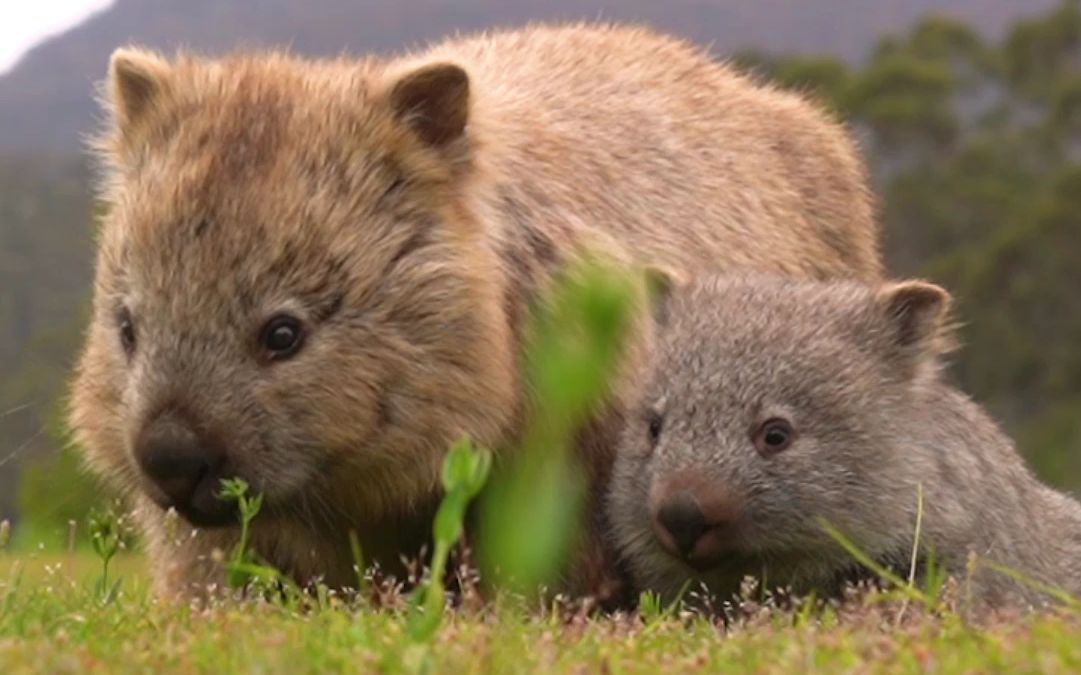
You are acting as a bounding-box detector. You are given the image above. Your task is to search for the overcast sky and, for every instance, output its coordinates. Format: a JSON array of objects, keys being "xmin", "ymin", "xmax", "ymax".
[{"xmin": 0, "ymin": 1, "xmax": 114, "ymax": 74}]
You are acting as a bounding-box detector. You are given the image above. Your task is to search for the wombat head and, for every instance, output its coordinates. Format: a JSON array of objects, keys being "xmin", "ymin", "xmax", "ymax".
[
  {"xmin": 70, "ymin": 48, "xmax": 515, "ymax": 528},
  {"xmin": 608, "ymin": 275, "xmax": 954, "ymax": 600}
]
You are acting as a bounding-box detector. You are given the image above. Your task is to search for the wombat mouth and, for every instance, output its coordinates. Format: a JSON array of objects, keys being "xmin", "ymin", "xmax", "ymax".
[
  {"xmin": 143, "ymin": 483, "xmax": 241, "ymax": 529},
  {"xmin": 171, "ymin": 501, "xmax": 240, "ymax": 529},
  {"xmin": 682, "ymin": 551, "xmax": 763, "ymax": 575}
]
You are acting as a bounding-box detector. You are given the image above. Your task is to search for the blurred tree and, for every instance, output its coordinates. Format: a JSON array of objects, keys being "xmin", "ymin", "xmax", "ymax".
[{"xmin": 741, "ymin": 0, "xmax": 1081, "ymax": 491}]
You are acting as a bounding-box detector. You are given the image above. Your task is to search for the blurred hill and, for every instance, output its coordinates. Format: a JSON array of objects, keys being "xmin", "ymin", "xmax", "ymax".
[
  {"xmin": 0, "ymin": 0, "xmax": 1060, "ymax": 155},
  {"xmin": 1, "ymin": 0, "xmax": 1079, "ymax": 531}
]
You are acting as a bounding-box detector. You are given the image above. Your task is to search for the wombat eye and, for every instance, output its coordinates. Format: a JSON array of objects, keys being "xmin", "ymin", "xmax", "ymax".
[
  {"xmin": 117, "ymin": 308, "xmax": 136, "ymax": 356},
  {"xmin": 647, "ymin": 411, "xmax": 664, "ymax": 446},
  {"xmin": 753, "ymin": 418, "xmax": 795, "ymax": 456},
  {"xmin": 260, "ymin": 314, "xmax": 305, "ymax": 360}
]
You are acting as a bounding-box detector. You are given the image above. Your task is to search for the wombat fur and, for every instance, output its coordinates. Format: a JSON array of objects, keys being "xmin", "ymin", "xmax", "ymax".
[
  {"xmin": 70, "ymin": 23, "xmax": 881, "ymax": 598},
  {"xmin": 608, "ymin": 275, "xmax": 1081, "ymax": 609}
]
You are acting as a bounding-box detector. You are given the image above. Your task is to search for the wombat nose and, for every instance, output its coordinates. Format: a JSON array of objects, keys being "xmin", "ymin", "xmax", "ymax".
[
  {"xmin": 655, "ymin": 491, "xmax": 708, "ymax": 557},
  {"xmin": 135, "ymin": 411, "xmax": 226, "ymax": 521},
  {"xmin": 142, "ymin": 444, "xmax": 214, "ymax": 506}
]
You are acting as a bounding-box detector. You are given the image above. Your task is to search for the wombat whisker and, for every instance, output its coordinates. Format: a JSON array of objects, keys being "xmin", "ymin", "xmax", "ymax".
[
  {"xmin": 0, "ymin": 401, "xmax": 36, "ymax": 419},
  {"xmin": 0, "ymin": 427, "xmax": 46, "ymax": 469}
]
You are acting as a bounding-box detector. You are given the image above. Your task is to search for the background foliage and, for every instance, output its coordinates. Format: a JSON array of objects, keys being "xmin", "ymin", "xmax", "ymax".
[{"xmin": 738, "ymin": 0, "xmax": 1081, "ymax": 490}]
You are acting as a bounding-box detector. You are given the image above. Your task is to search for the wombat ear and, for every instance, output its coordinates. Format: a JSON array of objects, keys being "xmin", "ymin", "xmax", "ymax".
[
  {"xmin": 643, "ymin": 266, "xmax": 681, "ymax": 327},
  {"xmin": 875, "ymin": 280, "xmax": 954, "ymax": 369},
  {"xmin": 388, "ymin": 63, "xmax": 470, "ymax": 148},
  {"xmin": 106, "ymin": 47, "xmax": 172, "ymax": 138}
]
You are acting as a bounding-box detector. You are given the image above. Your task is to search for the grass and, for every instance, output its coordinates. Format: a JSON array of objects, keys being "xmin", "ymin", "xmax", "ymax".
[
  {"xmin": 3, "ymin": 462, "xmax": 1080, "ymax": 674},
  {"xmin": 2, "ymin": 550, "xmax": 1081, "ymax": 674}
]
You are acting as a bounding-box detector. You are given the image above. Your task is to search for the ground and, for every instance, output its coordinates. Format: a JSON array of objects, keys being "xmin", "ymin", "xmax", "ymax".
[{"xmin": 2, "ymin": 551, "xmax": 1080, "ymax": 674}]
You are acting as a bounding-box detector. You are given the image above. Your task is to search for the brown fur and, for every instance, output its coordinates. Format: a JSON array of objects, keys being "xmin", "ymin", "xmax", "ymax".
[
  {"xmin": 71, "ymin": 23, "xmax": 881, "ymax": 599},
  {"xmin": 608, "ymin": 276, "xmax": 1081, "ymax": 609}
]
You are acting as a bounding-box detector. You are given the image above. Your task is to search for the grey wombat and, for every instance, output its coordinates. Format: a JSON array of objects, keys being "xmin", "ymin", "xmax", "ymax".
[{"xmin": 608, "ymin": 275, "xmax": 1081, "ymax": 608}]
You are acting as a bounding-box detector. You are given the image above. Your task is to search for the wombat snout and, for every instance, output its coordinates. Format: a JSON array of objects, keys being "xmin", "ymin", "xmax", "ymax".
[
  {"xmin": 135, "ymin": 410, "xmax": 234, "ymax": 527},
  {"xmin": 651, "ymin": 474, "xmax": 742, "ymax": 570},
  {"xmin": 655, "ymin": 491, "xmax": 708, "ymax": 556}
]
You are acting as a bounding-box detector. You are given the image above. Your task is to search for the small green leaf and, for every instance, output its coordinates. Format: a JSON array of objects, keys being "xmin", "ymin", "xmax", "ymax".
[
  {"xmin": 441, "ymin": 437, "xmax": 476, "ymax": 491},
  {"xmin": 433, "ymin": 491, "xmax": 467, "ymax": 545},
  {"xmin": 463, "ymin": 448, "xmax": 493, "ymax": 497}
]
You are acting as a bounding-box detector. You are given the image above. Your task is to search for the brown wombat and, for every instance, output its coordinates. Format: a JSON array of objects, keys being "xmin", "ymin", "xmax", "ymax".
[
  {"xmin": 70, "ymin": 23, "xmax": 881, "ymax": 598},
  {"xmin": 608, "ymin": 275, "xmax": 1081, "ymax": 608}
]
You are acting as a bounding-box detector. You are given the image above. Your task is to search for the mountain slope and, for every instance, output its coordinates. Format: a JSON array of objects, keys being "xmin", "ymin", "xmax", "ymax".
[{"xmin": 0, "ymin": 0, "xmax": 1059, "ymax": 156}]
